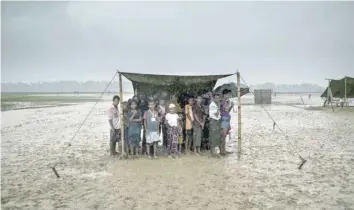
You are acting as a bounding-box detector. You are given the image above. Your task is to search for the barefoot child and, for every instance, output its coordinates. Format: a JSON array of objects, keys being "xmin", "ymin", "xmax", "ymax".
[
  {"xmin": 108, "ymin": 95, "xmax": 121, "ymax": 156},
  {"xmin": 165, "ymin": 104, "xmax": 181, "ymax": 158},
  {"xmin": 184, "ymin": 97, "xmax": 194, "ymax": 153},
  {"xmin": 122, "ymin": 101, "xmax": 130, "ymax": 155},
  {"xmin": 127, "ymin": 100, "xmax": 142, "ymax": 158},
  {"xmin": 220, "ymin": 89, "xmax": 234, "ymax": 156},
  {"xmin": 157, "ymin": 99, "xmax": 167, "ymax": 149},
  {"xmin": 144, "ymin": 101, "xmax": 160, "ymax": 158},
  {"xmin": 177, "ymin": 113, "xmax": 184, "ymax": 155}
]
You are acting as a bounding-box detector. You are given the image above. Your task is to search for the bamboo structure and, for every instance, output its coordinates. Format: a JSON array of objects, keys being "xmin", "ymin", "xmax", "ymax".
[
  {"xmin": 237, "ymin": 72, "xmax": 241, "ymax": 159},
  {"xmin": 118, "ymin": 71, "xmax": 125, "ymax": 156},
  {"xmin": 325, "ymin": 78, "xmax": 331, "ymax": 107},
  {"xmin": 344, "ymin": 76, "xmax": 347, "ymax": 107}
]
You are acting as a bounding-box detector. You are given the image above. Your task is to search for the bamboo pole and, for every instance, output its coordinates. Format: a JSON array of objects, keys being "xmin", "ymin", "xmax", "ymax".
[
  {"xmin": 237, "ymin": 72, "xmax": 241, "ymax": 159},
  {"xmin": 118, "ymin": 71, "xmax": 125, "ymax": 157},
  {"xmin": 325, "ymin": 78, "xmax": 331, "ymax": 107},
  {"xmin": 344, "ymin": 76, "xmax": 347, "ymax": 107}
]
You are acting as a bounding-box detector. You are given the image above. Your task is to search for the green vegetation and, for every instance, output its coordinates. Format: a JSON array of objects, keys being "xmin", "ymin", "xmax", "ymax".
[{"xmin": 1, "ymin": 93, "xmax": 106, "ymax": 111}]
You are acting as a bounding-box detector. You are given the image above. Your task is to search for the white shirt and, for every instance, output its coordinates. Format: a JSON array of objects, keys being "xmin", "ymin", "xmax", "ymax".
[
  {"xmin": 189, "ymin": 105, "xmax": 194, "ymax": 122},
  {"xmin": 159, "ymin": 105, "xmax": 166, "ymax": 114},
  {"xmin": 108, "ymin": 104, "xmax": 120, "ymax": 129},
  {"xmin": 165, "ymin": 113, "xmax": 179, "ymax": 127},
  {"xmin": 209, "ymin": 101, "xmax": 221, "ymax": 120}
]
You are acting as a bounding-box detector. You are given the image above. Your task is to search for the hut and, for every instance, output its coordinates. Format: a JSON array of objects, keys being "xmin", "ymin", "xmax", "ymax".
[
  {"xmin": 254, "ymin": 89, "xmax": 272, "ymax": 104},
  {"xmin": 321, "ymin": 76, "xmax": 354, "ymax": 107}
]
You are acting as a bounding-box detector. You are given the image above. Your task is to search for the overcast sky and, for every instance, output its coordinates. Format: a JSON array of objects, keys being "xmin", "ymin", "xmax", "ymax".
[{"xmin": 1, "ymin": 1, "xmax": 353, "ymax": 86}]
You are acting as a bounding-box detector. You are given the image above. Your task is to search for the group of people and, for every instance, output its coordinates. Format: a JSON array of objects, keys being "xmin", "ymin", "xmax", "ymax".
[{"xmin": 107, "ymin": 89, "xmax": 235, "ymax": 159}]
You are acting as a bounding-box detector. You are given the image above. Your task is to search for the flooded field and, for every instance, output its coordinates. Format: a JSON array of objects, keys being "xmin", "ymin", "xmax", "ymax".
[
  {"xmin": 1, "ymin": 94, "xmax": 354, "ymax": 209},
  {"xmin": 0, "ymin": 93, "xmax": 110, "ymax": 111}
]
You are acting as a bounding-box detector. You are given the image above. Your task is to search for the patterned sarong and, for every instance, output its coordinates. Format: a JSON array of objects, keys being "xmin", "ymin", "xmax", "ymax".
[{"xmin": 167, "ymin": 126, "xmax": 179, "ymax": 155}]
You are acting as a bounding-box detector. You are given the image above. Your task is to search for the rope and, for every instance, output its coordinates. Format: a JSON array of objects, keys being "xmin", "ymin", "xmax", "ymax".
[
  {"xmin": 51, "ymin": 72, "xmax": 118, "ymax": 177},
  {"xmin": 238, "ymin": 74, "xmax": 306, "ymax": 167}
]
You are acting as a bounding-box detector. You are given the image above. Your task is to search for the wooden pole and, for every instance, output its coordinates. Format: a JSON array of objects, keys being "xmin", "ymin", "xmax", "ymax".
[
  {"xmin": 118, "ymin": 71, "xmax": 125, "ymax": 157},
  {"xmin": 237, "ymin": 72, "xmax": 241, "ymax": 159},
  {"xmin": 325, "ymin": 78, "xmax": 331, "ymax": 107},
  {"xmin": 344, "ymin": 76, "xmax": 347, "ymax": 107}
]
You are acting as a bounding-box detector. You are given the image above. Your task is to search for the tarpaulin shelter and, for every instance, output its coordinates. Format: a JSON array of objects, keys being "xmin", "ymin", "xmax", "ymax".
[
  {"xmin": 321, "ymin": 76, "xmax": 354, "ymax": 98},
  {"xmin": 120, "ymin": 71, "xmax": 235, "ymax": 97},
  {"xmin": 116, "ymin": 71, "xmax": 244, "ymax": 157}
]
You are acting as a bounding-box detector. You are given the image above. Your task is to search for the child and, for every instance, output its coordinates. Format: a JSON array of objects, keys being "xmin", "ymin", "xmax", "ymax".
[
  {"xmin": 184, "ymin": 97, "xmax": 194, "ymax": 153},
  {"xmin": 165, "ymin": 103, "xmax": 181, "ymax": 158},
  {"xmin": 177, "ymin": 113, "xmax": 184, "ymax": 155},
  {"xmin": 122, "ymin": 101, "xmax": 130, "ymax": 155},
  {"xmin": 157, "ymin": 99, "xmax": 167, "ymax": 149},
  {"xmin": 144, "ymin": 101, "xmax": 160, "ymax": 158},
  {"xmin": 126, "ymin": 100, "xmax": 142, "ymax": 158},
  {"xmin": 220, "ymin": 89, "xmax": 233, "ymax": 156}
]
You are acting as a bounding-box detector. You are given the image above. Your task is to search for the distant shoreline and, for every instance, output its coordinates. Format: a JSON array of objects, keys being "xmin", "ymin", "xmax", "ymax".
[
  {"xmin": 1, "ymin": 91, "xmax": 135, "ymax": 94},
  {"xmin": 1, "ymin": 91, "xmax": 323, "ymax": 94}
]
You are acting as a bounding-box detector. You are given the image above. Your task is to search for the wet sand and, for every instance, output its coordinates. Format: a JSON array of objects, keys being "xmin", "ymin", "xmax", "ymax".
[{"xmin": 1, "ymin": 95, "xmax": 354, "ymax": 209}]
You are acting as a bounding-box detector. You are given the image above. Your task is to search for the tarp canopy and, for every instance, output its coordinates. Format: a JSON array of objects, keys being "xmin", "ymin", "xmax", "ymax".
[
  {"xmin": 120, "ymin": 72, "xmax": 234, "ymax": 97},
  {"xmin": 321, "ymin": 76, "xmax": 354, "ymax": 98}
]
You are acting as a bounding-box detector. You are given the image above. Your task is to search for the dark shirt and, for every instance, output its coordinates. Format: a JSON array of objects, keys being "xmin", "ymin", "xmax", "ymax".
[
  {"xmin": 139, "ymin": 100, "xmax": 149, "ymax": 117},
  {"xmin": 125, "ymin": 110, "xmax": 142, "ymax": 136},
  {"xmin": 192, "ymin": 103, "xmax": 204, "ymax": 126}
]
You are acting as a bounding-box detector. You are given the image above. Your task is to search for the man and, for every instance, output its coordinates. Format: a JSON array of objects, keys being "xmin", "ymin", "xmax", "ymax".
[
  {"xmin": 185, "ymin": 97, "xmax": 194, "ymax": 153},
  {"xmin": 220, "ymin": 89, "xmax": 234, "ymax": 156},
  {"xmin": 192, "ymin": 95, "xmax": 205, "ymax": 155},
  {"xmin": 108, "ymin": 95, "xmax": 121, "ymax": 156},
  {"xmin": 209, "ymin": 92, "xmax": 222, "ymax": 157}
]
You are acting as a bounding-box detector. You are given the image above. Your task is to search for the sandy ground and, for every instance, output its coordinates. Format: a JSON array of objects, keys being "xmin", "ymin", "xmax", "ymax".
[{"xmin": 1, "ymin": 94, "xmax": 354, "ymax": 210}]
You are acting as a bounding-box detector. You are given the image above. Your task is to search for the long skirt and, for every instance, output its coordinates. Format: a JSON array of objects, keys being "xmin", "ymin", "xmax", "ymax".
[
  {"xmin": 128, "ymin": 124, "xmax": 141, "ymax": 147},
  {"xmin": 209, "ymin": 119, "xmax": 221, "ymax": 148},
  {"xmin": 193, "ymin": 125, "xmax": 203, "ymax": 148},
  {"xmin": 202, "ymin": 119, "xmax": 210, "ymax": 150},
  {"xmin": 160, "ymin": 122, "xmax": 168, "ymax": 148},
  {"xmin": 167, "ymin": 126, "xmax": 179, "ymax": 155}
]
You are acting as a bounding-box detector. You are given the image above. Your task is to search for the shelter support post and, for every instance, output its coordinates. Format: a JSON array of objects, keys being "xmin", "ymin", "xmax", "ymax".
[
  {"xmin": 325, "ymin": 78, "xmax": 331, "ymax": 107},
  {"xmin": 118, "ymin": 71, "xmax": 125, "ymax": 157},
  {"xmin": 345, "ymin": 76, "xmax": 347, "ymax": 107},
  {"xmin": 237, "ymin": 72, "xmax": 241, "ymax": 159},
  {"xmin": 327, "ymin": 80, "xmax": 330, "ymax": 107}
]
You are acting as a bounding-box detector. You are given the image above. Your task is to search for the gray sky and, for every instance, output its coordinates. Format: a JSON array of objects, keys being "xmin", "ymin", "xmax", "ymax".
[{"xmin": 2, "ymin": 1, "xmax": 354, "ymax": 86}]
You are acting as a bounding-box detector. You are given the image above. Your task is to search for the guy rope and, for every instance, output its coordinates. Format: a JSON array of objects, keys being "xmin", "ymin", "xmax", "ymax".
[
  {"xmin": 50, "ymin": 72, "xmax": 118, "ymax": 178},
  {"xmin": 237, "ymin": 71, "xmax": 307, "ymax": 169}
]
